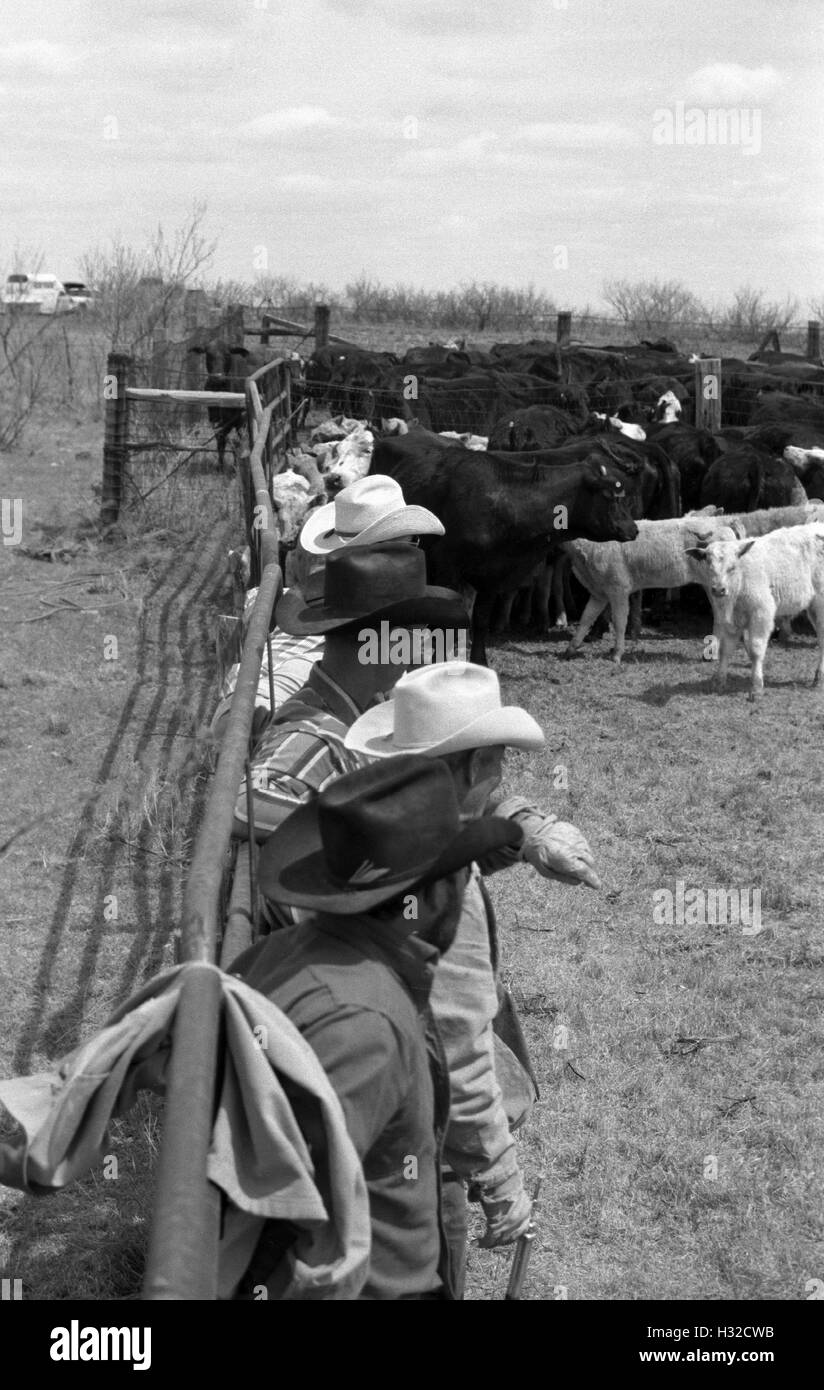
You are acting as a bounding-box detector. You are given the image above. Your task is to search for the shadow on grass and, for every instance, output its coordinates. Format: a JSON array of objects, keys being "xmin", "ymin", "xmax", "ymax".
[{"xmin": 13, "ymin": 522, "xmax": 232, "ymax": 1070}]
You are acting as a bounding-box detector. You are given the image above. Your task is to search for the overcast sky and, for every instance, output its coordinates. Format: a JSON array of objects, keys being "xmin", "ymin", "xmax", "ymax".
[{"xmin": 1, "ymin": 0, "xmax": 821, "ymax": 311}]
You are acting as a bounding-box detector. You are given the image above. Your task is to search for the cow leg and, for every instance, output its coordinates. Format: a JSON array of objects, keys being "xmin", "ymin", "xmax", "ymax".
[
  {"xmin": 610, "ymin": 592, "xmax": 631, "ymax": 665},
  {"xmin": 470, "ymin": 593, "xmax": 493, "ymax": 666},
  {"xmin": 715, "ymin": 628, "xmax": 736, "ymax": 690},
  {"xmin": 533, "ymin": 559, "xmax": 553, "ymax": 632},
  {"xmin": 494, "ymin": 589, "xmax": 518, "ymax": 632},
  {"xmin": 775, "ymin": 615, "xmax": 793, "ymax": 644},
  {"xmin": 744, "ymin": 617, "xmax": 772, "ymax": 700},
  {"xmin": 550, "ymin": 558, "xmax": 569, "ymax": 629},
  {"xmin": 627, "ymin": 590, "xmax": 642, "ymax": 639},
  {"xmin": 807, "ymin": 600, "xmax": 824, "ymax": 687},
  {"xmin": 566, "ymin": 594, "xmax": 609, "ymax": 655}
]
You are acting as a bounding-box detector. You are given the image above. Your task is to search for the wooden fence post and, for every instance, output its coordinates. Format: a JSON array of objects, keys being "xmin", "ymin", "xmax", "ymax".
[
  {"xmin": 314, "ymin": 303, "xmax": 330, "ymax": 352},
  {"xmin": 226, "ymin": 303, "xmax": 245, "ymax": 347},
  {"xmin": 151, "ymin": 326, "xmax": 167, "ymax": 389},
  {"xmin": 184, "ymin": 289, "xmax": 208, "ymax": 424},
  {"xmin": 556, "ymin": 311, "xmax": 572, "ymax": 347},
  {"xmin": 807, "ymin": 321, "xmax": 821, "ymax": 362},
  {"xmin": 261, "ymin": 313, "xmax": 272, "ymax": 347},
  {"xmin": 694, "ymin": 357, "xmax": 722, "ymax": 432},
  {"xmin": 100, "ymin": 353, "xmax": 131, "ymax": 525}
]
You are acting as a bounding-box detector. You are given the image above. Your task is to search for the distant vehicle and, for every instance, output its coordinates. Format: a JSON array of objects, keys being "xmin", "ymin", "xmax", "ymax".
[
  {"xmin": 2, "ymin": 272, "xmax": 78, "ymax": 315},
  {"xmin": 61, "ymin": 281, "xmax": 96, "ymax": 310}
]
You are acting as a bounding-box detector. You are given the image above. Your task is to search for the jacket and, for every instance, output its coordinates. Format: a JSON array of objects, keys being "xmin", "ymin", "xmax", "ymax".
[
  {"xmin": 232, "ymin": 913, "xmax": 453, "ymax": 1300},
  {"xmin": 0, "ymin": 964, "xmax": 370, "ymax": 1300}
]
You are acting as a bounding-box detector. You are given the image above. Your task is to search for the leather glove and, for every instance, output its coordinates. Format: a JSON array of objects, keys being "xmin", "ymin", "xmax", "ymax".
[
  {"xmin": 469, "ymin": 1172, "xmax": 533, "ymax": 1249},
  {"xmin": 522, "ymin": 819, "xmax": 601, "ymax": 889}
]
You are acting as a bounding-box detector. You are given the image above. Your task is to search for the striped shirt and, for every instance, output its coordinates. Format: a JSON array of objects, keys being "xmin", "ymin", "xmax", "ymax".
[
  {"xmin": 211, "ymin": 630, "xmax": 324, "ymax": 737},
  {"xmin": 232, "ymin": 663, "xmax": 371, "ymax": 843}
]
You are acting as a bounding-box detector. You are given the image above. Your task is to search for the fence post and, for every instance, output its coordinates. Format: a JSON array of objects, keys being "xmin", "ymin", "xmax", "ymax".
[
  {"xmin": 227, "ymin": 303, "xmax": 245, "ymax": 347},
  {"xmin": 151, "ymin": 326, "xmax": 167, "ymax": 389},
  {"xmin": 184, "ymin": 290, "xmax": 206, "ymax": 425},
  {"xmin": 556, "ymin": 311, "xmax": 572, "ymax": 346},
  {"xmin": 807, "ymin": 321, "xmax": 821, "ymax": 362},
  {"xmin": 100, "ymin": 353, "xmax": 130, "ymax": 526},
  {"xmin": 261, "ymin": 313, "xmax": 272, "ymax": 347},
  {"xmin": 694, "ymin": 357, "xmax": 722, "ymax": 432},
  {"xmin": 314, "ymin": 303, "xmax": 330, "ymax": 351}
]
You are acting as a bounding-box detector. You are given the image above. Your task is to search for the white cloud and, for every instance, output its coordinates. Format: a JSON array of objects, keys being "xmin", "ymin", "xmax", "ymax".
[
  {"xmin": 401, "ymin": 131, "xmax": 499, "ymax": 170},
  {"xmin": 237, "ymin": 107, "xmax": 345, "ymax": 138},
  {"xmin": 0, "ymin": 41, "xmax": 82, "ymax": 74},
  {"xmin": 274, "ymin": 174, "xmax": 334, "ymax": 191},
  {"xmin": 684, "ymin": 63, "xmax": 782, "ymax": 103},
  {"xmin": 514, "ymin": 121, "xmax": 637, "ymax": 148}
]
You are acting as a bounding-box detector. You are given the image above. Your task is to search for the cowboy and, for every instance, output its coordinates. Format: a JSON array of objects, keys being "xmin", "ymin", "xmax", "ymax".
[
  {"xmin": 233, "ymin": 554, "xmax": 557, "ymax": 1285},
  {"xmin": 212, "ymin": 476, "xmax": 445, "ymax": 740},
  {"xmin": 345, "ymin": 660, "xmax": 601, "ymax": 1288},
  {"xmin": 232, "ymin": 541, "xmax": 468, "ymax": 846},
  {"xmin": 231, "ymin": 754, "xmax": 524, "ymax": 1300}
]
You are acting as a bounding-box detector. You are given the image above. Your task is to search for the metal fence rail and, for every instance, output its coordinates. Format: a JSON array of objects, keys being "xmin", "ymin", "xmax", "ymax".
[{"xmin": 142, "ymin": 358, "xmax": 291, "ymax": 1300}]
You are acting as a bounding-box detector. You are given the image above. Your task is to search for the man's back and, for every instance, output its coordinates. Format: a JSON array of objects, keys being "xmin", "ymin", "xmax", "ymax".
[{"xmin": 234, "ymin": 915, "xmax": 448, "ymax": 1300}]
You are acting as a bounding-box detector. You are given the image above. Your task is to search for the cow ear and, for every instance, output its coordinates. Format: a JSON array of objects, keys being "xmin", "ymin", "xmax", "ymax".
[{"xmin": 737, "ymin": 538, "xmax": 757, "ymax": 556}]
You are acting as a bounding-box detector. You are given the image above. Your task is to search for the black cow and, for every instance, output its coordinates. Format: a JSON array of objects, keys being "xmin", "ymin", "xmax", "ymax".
[
  {"xmin": 488, "ymin": 404, "xmax": 583, "ymax": 451},
  {"xmin": 190, "ymin": 340, "xmax": 270, "ymax": 469},
  {"xmin": 372, "ymin": 432, "xmax": 640, "ymax": 663},
  {"xmin": 305, "ymin": 345, "xmax": 400, "ymax": 418},
  {"xmin": 646, "ymin": 421, "xmax": 721, "ymax": 511},
  {"xmin": 699, "ymin": 444, "xmax": 807, "ymax": 511}
]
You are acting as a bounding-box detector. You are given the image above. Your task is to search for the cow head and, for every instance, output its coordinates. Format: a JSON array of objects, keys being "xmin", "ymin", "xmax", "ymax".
[
  {"xmin": 270, "ymin": 469, "xmax": 314, "ymax": 546},
  {"xmin": 578, "ymin": 461, "xmax": 639, "ymax": 542},
  {"xmin": 685, "ymin": 537, "xmax": 756, "ymax": 597}
]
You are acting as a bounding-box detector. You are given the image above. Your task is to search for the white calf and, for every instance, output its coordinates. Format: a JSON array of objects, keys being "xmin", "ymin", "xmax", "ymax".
[
  {"xmin": 564, "ymin": 516, "xmax": 738, "ymax": 664},
  {"xmin": 686, "ymin": 523, "xmax": 824, "ymax": 698}
]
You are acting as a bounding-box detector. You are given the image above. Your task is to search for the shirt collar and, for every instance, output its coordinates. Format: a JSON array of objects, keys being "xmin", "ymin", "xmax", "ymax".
[
  {"xmin": 307, "ymin": 662, "xmax": 364, "ymax": 724},
  {"xmin": 313, "ymin": 912, "xmax": 439, "ymax": 1010}
]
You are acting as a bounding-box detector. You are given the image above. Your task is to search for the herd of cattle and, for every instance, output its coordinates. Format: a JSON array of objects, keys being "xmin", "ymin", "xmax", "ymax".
[{"xmin": 191, "ymin": 333, "xmax": 824, "ymax": 696}]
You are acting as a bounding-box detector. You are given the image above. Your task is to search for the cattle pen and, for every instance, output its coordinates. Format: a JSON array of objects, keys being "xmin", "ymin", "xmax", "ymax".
[{"xmin": 3, "ymin": 307, "xmax": 823, "ymax": 1305}]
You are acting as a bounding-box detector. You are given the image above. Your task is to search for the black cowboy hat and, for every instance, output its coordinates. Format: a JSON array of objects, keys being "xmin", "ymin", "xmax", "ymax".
[
  {"xmin": 276, "ymin": 541, "xmax": 467, "ymax": 636},
  {"xmin": 259, "ymin": 754, "xmax": 523, "ymax": 914}
]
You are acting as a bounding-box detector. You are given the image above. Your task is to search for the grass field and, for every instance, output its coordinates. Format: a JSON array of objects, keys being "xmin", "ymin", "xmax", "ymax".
[{"xmin": 1, "ymin": 322, "xmax": 822, "ymax": 1302}]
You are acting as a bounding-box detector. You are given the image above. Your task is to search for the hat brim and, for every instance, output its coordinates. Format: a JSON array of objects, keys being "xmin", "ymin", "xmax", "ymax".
[
  {"xmin": 259, "ymin": 799, "xmax": 522, "ymax": 913},
  {"xmin": 300, "ymin": 502, "xmax": 445, "ymax": 555},
  {"xmin": 275, "ymin": 586, "xmax": 468, "ymax": 637},
  {"xmin": 344, "ymin": 702, "xmax": 545, "ymax": 759}
]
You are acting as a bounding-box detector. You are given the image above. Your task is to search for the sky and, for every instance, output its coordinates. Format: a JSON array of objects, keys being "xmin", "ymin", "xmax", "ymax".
[{"xmin": 1, "ymin": 0, "xmax": 822, "ymax": 312}]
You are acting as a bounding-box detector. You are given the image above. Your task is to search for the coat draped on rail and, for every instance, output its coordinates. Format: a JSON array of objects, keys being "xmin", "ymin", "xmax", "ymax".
[{"xmin": 0, "ymin": 962, "xmax": 370, "ymax": 1300}]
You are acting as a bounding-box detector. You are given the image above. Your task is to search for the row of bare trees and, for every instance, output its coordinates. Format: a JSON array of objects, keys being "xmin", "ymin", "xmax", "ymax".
[{"xmin": 2, "ymin": 202, "xmax": 823, "ymax": 449}]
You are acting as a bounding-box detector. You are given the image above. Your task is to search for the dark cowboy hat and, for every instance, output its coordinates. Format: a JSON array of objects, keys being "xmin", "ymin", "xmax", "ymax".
[
  {"xmin": 276, "ymin": 541, "xmax": 467, "ymax": 636},
  {"xmin": 259, "ymin": 754, "xmax": 523, "ymax": 914}
]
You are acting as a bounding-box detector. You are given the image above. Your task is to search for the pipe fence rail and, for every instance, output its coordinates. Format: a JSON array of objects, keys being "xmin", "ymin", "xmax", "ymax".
[{"xmin": 141, "ymin": 358, "xmax": 291, "ymax": 1299}]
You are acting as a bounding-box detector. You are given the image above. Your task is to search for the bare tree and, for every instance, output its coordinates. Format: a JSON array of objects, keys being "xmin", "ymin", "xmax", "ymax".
[
  {"xmin": 602, "ymin": 278, "xmax": 707, "ymax": 333},
  {"xmin": 722, "ymin": 286, "xmax": 798, "ymax": 339},
  {"xmin": 81, "ymin": 202, "xmax": 216, "ymax": 354}
]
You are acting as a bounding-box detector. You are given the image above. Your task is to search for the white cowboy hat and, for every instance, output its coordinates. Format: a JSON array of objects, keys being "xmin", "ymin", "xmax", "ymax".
[
  {"xmin": 344, "ymin": 661, "xmax": 545, "ymax": 759},
  {"xmin": 299, "ymin": 475, "xmax": 444, "ymax": 555}
]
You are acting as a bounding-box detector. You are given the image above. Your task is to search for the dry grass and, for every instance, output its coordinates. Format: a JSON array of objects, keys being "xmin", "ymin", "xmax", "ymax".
[
  {"xmin": 465, "ymin": 624, "xmax": 824, "ymax": 1301},
  {"xmin": 0, "ymin": 408, "xmax": 239, "ymax": 1300}
]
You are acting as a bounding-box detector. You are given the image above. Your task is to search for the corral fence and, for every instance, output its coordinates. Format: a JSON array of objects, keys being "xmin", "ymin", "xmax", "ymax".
[
  {"xmin": 116, "ymin": 310, "xmax": 824, "ymax": 1297},
  {"xmin": 140, "ymin": 356, "xmax": 288, "ymax": 1299}
]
